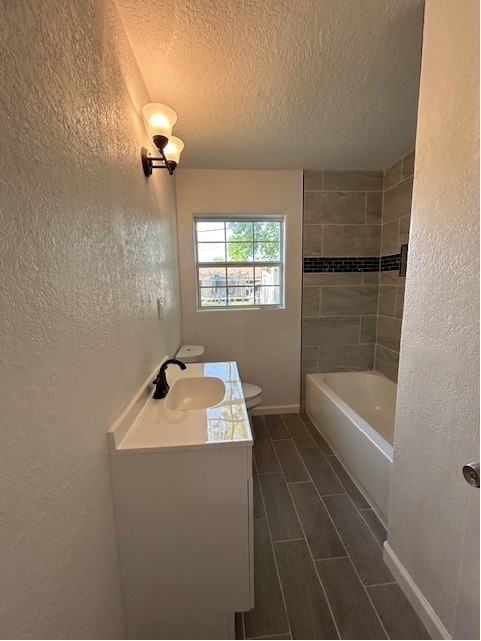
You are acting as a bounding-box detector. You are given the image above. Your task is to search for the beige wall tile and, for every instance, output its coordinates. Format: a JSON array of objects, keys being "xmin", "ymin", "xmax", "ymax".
[
  {"xmin": 303, "ymin": 272, "xmax": 363, "ymax": 286},
  {"xmin": 302, "ymin": 287, "xmax": 320, "ymax": 317},
  {"xmin": 323, "ymin": 224, "xmax": 381, "ymax": 256},
  {"xmin": 321, "ymin": 285, "xmax": 378, "ymax": 316},
  {"xmin": 383, "ymin": 177, "xmax": 413, "ymax": 223},
  {"xmin": 302, "ymin": 346, "xmax": 318, "ymax": 362},
  {"xmin": 402, "ymin": 151, "xmax": 415, "ymax": 179},
  {"xmin": 377, "ymin": 315, "xmax": 402, "ymax": 351},
  {"xmin": 375, "ymin": 345, "xmax": 399, "ymax": 382},
  {"xmin": 304, "ymin": 191, "xmax": 366, "ymax": 224},
  {"xmin": 381, "ymin": 219, "xmax": 400, "ymax": 256},
  {"xmin": 323, "ymin": 170, "xmax": 383, "ymax": 192},
  {"xmin": 366, "ymin": 192, "xmax": 383, "ymax": 223},
  {"xmin": 360, "ymin": 315, "xmax": 377, "ymax": 343},
  {"xmin": 303, "ymin": 225, "xmax": 323, "ymax": 256},
  {"xmin": 399, "ymin": 215, "xmax": 411, "ymax": 245},
  {"xmin": 318, "ymin": 344, "xmax": 375, "ymax": 371},
  {"xmin": 380, "ymin": 270, "xmax": 403, "ymax": 285},
  {"xmin": 378, "ymin": 285, "xmax": 397, "ymax": 316},
  {"xmin": 362, "ymin": 272, "xmax": 380, "ymax": 284},
  {"xmin": 302, "ymin": 316, "xmax": 360, "ymax": 346},
  {"xmin": 384, "ymin": 159, "xmax": 403, "ymax": 189},
  {"xmin": 395, "ymin": 285, "xmax": 405, "ymax": 319},
  {"xmin": 304, "ymin": 170, "xmax": 324, "ymax": 191}
]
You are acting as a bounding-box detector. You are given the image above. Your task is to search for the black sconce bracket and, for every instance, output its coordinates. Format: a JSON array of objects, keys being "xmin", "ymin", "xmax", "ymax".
[{"xmin": 141, "ymin": 147, "xmax": 177, "ymax": 177}]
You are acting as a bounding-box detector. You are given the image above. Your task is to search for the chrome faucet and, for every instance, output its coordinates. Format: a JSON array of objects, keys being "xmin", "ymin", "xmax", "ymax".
[{"xmin": 152, "ymin": 358, "xmax": 187, "ymax": 399}]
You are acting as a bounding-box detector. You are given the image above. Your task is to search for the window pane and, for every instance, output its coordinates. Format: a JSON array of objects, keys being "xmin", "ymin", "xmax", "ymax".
[
  {"xmin": 226, "ymin": 266, "xmax": 254, "ymax": 288},
  {"xmin": 197, "ymin": 242, "xmax": 226, "ymax": 263},
  {"xmin": 255, "ymin": 266, "xmax": 281, "ymax": 286},
  {"xmin": 227, "ymin": 242, "xmax": 253, "ymax": 262},
  {"xmin": 198, "ymin": 266, "xmax": 226, "ymax": 287},
  {"xmin": 255, "ymin": 286, "xmax": 281, "ymax": 305},
  {"xmin": 254, "ymin": 221, "xmax": 281, "ymax": 242},
  {"xmin": 196, "ymin": 221, "xmax": 225, "ymax": 243},
  {"xmin": 254, "ymin": 242, "xmax": 280, "ymax": 262},
  {"xmin": 227, "ymin": 287, "xmax": 255, "ymax": 306},
  {"xmin": 199, "ymin": 287, "xmax": 227, "ymax": 307},
  {"xmin": 225, "ymin": 221, "xmax": 253, "ymax": 242}
]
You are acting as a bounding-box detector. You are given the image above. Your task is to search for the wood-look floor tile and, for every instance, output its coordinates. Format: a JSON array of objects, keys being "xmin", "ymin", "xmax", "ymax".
[
  {"xmin": 289, "ymin": 482, "xmax": 346, "ymax": 560},
  {"xmin": 299, "ymin": 416, "xmax": 334, "ymax": 455},
  {"xmin": 243, "ymin": 519, "xmax": 289, "ymax": 639},
  {"xmin": 323, "ymin": 495, "xmax": 393, "ymax": 586},
  {"xmin": 316, "ymin": 557, "xmax": 387, "ymax": 639},
  {"xmin": 326, "ymin": 455, "xmax": 370, "ymax": 509},
  {"xmin": 253, "ymin": 465, "xmax": 266, "ymax": 519},
  {"xmin": 367, "ymin": 584, "xmax": 430, "ymax": 640},
  {"xmin": 254, "ymin": 433, "xmax": 281, "ymax": 474},
  {"xmin": 258, "ymin": 474, "xmax": 303, "ymax": 542},
  {"xmin": 282, "ymin": 414, "xmax": 317, "ymax": 448},
  {"xmin": 274, "ymin": 540, "xmax": 338, "ymax": 639},
  {"xmin": 273, "ymin": 440, "xmax": 310, "ymax": 482},
  {"xmin": 359, "ymin": 509, "xmax": 387, "ymax": 547},
  {"xmin": 265, "ymin": 415, "xmax": 290, "ymax": 440},
  {"xmin": 298, "ymin": 448, "xmax": 345, "ymax": 496},
  {"xmin": 249, "ymin": 634, "xmax": 292, "ymax": 641},
  {"xmin": 251, "ymin": 414, "xmax": 268, "ymax": 436}
]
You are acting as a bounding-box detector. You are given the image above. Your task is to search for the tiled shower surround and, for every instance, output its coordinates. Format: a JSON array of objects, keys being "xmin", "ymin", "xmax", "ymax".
[{"xmin": 301, "ymin": 155, "xmax": 414, "ymax": 396}]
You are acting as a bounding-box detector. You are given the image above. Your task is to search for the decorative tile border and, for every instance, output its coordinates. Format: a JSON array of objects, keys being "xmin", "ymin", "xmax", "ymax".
[
  {"xmin": 303, "ymin": 253, "xmax": 401, "ymax": 273},
  {"xmin": 380, "ymin": 253, "xmax": 401, "ymax": 272}
]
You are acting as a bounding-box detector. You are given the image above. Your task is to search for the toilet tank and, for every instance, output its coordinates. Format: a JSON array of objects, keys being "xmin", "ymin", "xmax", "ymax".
[{"xmin": 175, "ymin": 344, "xmax": 205, "ymax": 363}]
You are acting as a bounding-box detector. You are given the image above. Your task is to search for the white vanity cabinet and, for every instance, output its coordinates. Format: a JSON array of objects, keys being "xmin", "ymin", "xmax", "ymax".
[{"xmin": 108, "ymin": 362, "xmax": 254, "ymax": 640}]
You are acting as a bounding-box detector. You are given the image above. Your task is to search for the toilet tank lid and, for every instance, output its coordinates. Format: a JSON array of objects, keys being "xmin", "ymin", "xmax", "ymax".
[{"xmin": 176, "ymin": 344, "xmax": 204, "ymax": 359}]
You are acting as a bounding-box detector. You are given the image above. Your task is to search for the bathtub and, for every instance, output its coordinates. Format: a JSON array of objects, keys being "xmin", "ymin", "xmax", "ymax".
[{"xmin": 306, "ymin": 371, "xmax": 396, "ymax": 524}]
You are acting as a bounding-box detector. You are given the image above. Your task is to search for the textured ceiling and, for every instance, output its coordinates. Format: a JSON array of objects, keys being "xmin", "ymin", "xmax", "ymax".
[{"xmin": 116, "ymin": 0, "xmax": 424, "ymax": 169}]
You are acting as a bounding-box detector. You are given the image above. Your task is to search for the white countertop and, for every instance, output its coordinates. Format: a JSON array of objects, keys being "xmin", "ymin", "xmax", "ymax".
[{"xmin": 110, "ymin": 361, "xmax": 253, "ymax": 454}]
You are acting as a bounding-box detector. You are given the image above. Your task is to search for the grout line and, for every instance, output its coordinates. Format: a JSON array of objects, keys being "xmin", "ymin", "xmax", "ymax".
[
  {"xmin": 316, "ymin": 488, "xmax": 391, "ymax": 640},
  {"xmin": 286, "ymin": 476, "xmax": 342, "ymax": 640},
  {"xmin": 248, "ymin": 632, "xmax": 292, "ymax": 641},
  {"xmin": 345, "ymin": 554, "xmax": 391, "ymax": 639},
  {"xmin": 383, "ymin": 173, "xmax": 413, "ymax": 193},
  {"xmin": 253, "ymin": 455, "xmax": 293, "ymax": 640},
  {"xmin": 357, "ymin": 508, "xmax": 386, "ymax": 552},
  {"xmin": 271, "ymin": 537, "xmax": 306, "ymax": 544},
  {"xmin": 313, "ymin": 554, "xmax": 349, "ymax": 562}
]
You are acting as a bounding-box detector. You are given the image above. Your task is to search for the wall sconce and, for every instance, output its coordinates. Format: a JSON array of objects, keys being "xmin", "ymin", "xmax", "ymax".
[{"xmin": 141, "ymin": 103, "xmax": 184, "ymax": 177}]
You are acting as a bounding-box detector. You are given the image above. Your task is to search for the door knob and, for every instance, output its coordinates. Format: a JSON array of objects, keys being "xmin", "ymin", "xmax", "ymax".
[{"xmin": 462, "ymin": 462, "xmax": 480, "ymax": 488}]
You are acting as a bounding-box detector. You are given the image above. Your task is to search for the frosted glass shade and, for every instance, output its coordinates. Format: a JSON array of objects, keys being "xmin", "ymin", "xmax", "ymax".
[
  {"xmin": 164, "ymin": 136, "xmax": 184, "ymax": 165},
  {"xmin": 142, "ymin": 103, "xmax": 177, "ymax": 140}
]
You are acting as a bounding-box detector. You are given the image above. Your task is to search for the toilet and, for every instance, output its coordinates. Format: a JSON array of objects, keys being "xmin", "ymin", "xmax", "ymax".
[{"xmin": 175, "ymin": 345, "xmax": 262, "ymax": 411}]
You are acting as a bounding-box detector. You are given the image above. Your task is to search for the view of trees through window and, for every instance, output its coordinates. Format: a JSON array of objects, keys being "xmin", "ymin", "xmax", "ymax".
[{"xmin": 195, "ymin": 218, "xmax": 284, "ymax": 308}]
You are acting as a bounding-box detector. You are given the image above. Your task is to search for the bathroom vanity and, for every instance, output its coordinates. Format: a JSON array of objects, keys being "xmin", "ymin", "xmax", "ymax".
[{"xmin": 108, "ymin": 361, "xmax": 254, "ymax": 640}]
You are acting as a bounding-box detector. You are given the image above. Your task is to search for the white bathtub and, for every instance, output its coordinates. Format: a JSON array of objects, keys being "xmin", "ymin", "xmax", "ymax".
[{"xmin": 306, "ymin": 371, "xmax": 396, "ymax": 524}]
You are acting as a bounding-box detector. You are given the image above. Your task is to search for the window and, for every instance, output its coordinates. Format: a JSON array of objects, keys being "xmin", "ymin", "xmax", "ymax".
[{"xmin": 194, "ymin": 216, "xmax": 285, "ymax": 309}]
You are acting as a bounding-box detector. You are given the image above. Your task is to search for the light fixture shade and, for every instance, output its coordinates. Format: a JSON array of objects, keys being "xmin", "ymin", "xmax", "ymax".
[
  {"xmin": 164, "ymin": 136, "xmax": 184, "ymax": 165},
  {"xmin": 142, "ymin": 103, "xmax": 177, "ymax": 142}
]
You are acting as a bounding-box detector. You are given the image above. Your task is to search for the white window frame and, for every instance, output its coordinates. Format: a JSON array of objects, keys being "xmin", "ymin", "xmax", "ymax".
[{"xmin": 193, "ymin": 214, "xmax": 285, "ymax": 310}]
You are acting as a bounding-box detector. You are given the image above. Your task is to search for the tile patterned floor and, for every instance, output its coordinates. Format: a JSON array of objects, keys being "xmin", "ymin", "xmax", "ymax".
[{"xmin": 235, "ymin": 412, "xmax": 430, "ymax": 640}]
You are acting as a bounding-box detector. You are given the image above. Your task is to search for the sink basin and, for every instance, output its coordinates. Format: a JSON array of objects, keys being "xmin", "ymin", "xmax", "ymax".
[{"xmin": 165, "ymin": 376, "xmax": 226, "ymax": 411}]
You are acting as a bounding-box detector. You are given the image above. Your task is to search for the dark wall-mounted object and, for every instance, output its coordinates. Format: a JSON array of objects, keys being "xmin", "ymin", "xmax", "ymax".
[
  {"xmin": 399, "ymin": 243, "xmax": 408, "ymax": 277},
  {"xmin": 141, "ymin": 147, "xmax": 177, "ymax": 177}
]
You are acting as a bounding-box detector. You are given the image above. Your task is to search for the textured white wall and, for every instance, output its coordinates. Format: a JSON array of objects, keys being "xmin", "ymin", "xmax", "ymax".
[
  {"xmin": 387, "ymin": 0, "xmax": 479, "ymax": 636},
  {"xmin": 176, "ymin": 170, "xmax": 303, "ymax": 409},
  {"xmin": 0, "ymin": 0, "xmax": 181, "ymax": 637}
]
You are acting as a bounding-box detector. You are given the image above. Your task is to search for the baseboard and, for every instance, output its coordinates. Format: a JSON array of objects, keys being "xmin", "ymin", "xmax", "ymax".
[
  {"xmin": 383, "ymin": 542, "xmax": 451, "ymax": 640},
  {"xmin": 249, "ymin": 404, "xmax": 300, "ymax": 416}
]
